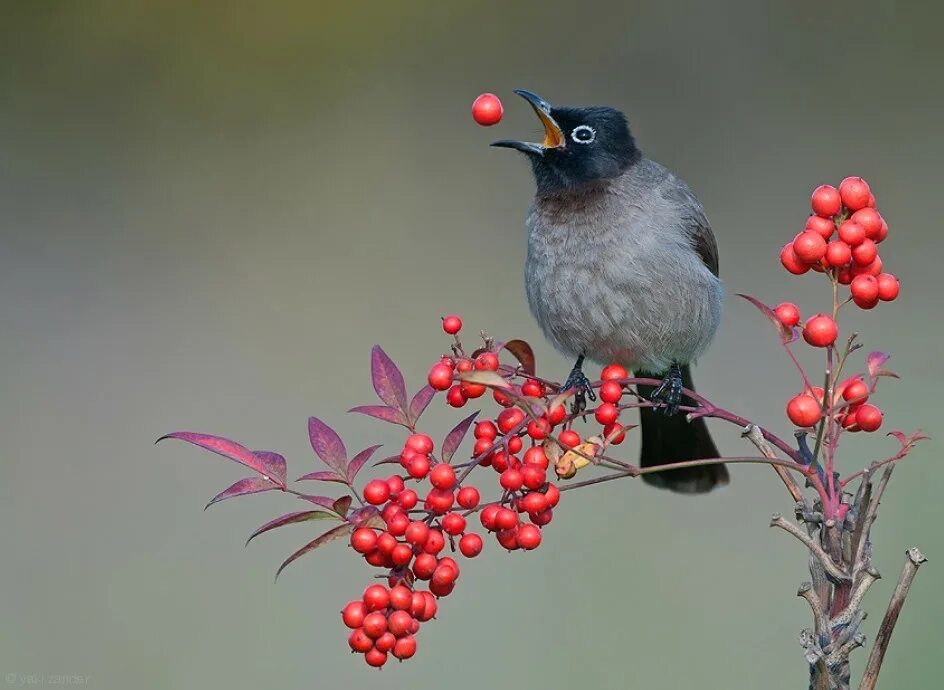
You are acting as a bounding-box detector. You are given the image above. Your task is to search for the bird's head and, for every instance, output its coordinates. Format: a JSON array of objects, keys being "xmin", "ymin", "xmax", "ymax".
[{"xmin": 492, "ymin": 89, "xmax": 641, "ymax": 194}]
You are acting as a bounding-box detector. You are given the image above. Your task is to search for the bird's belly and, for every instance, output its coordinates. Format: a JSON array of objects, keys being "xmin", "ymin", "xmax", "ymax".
[{"xmin": 525, "ymin": 252, "xmax": 722, "ymax": 373}]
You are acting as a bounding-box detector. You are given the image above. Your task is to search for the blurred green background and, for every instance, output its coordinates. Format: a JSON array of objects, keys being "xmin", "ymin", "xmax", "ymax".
[{"xmin": 2, "ymin": 2, "xmax": 942, "ymax": 688}]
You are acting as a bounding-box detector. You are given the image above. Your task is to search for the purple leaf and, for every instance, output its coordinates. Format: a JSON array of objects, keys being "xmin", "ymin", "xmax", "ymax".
[
  {"xmin": 205, "ymin": 477, "xmax": 279, "ymax": 509},
  {"xmin": 736, "ymin": 294, "xmax": 798, "ymax": 344},
  {"xmin": 373, "ymin": 454, "xmax": 403, "ymax": 467},
  {"xmin": 275, "ymin": 524, "xmax": 353, "ymax": 581},
  {"xmin": 441, "ymin": 411, "xmax": 480, "ymax": 464},
  {"xmin": 349, "ymin": 405, "xmax": 410, "ymax": 427},
  {"xmin": 347, "ymin": 505, "xmax": 382, "ymax": 527},
  {"xmin": 370, "ymin": 345, "xmax": 408, "ymax": 413},
  {"xmin": 408, "ymin": 385, "xmax": 436, "ymax": 425},
  {"xmin": 887, "ymin": 431, "xmax": 907, "ymax": 446},
  {"xmin": 296, "ymin": 470, "xmax": 347, "ymax": 483},
  {"xmin": 307, "ymin": 417, "xmax": 348, "ymax": 475},
  {"xmin": 246, "ymin": 509, "xmax": 341, "ymax": 545},
  {"xmin": 502, "ymin": 339, "xmax": 536, "ymax": 375},
  {"xmin": 296, "ymin": 494, "xmax": 345, "ymax": 513},
  {"xmin": 866, "ymin": 352, "xmax": 898, "ymax": 379},
  {"xmin": 157, "ymin": 432, "xmax": 273, "ymax": 479},
  {"xmin": 333, "ymin": 495, "xmax": 353, "ymax": 518},
  {"xmin": 347, "ymin": 444, "xmax": 383, "ymax": 483},
  {"xmin": 251, "ymin": 450, "xmax": 287, "ymax": 487}
]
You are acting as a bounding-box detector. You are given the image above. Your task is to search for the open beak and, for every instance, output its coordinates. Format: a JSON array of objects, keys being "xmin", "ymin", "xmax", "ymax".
[{"xmin": 491, "ymin": 89, "xmax": 566, "ymax": 155}]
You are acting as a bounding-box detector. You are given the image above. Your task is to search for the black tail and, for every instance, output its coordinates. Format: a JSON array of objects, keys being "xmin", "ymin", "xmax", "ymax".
[{"xmin": 636, "ymin": 364, "xmax": 728, "ymax": 494}]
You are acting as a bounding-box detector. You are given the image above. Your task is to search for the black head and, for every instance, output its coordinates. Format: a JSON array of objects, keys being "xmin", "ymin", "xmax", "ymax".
[{"xmin": 492, "ymin": 89, "xmax": 641, "ymax": 194}]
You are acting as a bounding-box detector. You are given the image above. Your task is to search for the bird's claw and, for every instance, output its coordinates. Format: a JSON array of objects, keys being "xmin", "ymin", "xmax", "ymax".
[
  {"xmin": 563, "ymin": 366, "xmax": 596, "ymax": 415},
  {"xmin": 649, "ymin": 364, "xmax": 683, "ymax": 415}
]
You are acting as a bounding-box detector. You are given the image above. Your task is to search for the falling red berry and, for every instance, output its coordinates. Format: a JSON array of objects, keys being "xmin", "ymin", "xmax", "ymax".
[
  {"xmin": 472, "ymin": 93, "xmax": 503, "ymax": 126},
  {"xmin": 442, "ymin": 314, "xmax": 463, "ymax": 335}
]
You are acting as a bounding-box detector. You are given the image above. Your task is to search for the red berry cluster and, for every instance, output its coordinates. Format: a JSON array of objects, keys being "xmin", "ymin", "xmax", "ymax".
[
  {"xmin": 342, "ymin": 583, "xmax": 433, "ymax": 666},
  {"xmin": 776, "ymin": 177, "xmax": 897, "ymax": 434}
]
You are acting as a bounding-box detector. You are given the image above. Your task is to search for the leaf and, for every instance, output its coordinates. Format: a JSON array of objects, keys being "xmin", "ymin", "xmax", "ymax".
[
  {"xmin": 347, "ymin": 444, "xmax": 383, "ymax": 483},
  {"xmin": 332, "ymin": 495, "xmax": 353, "ymax": 518},
  {"xmin": 157, "ymin": 432, "xmax": 275, "ymax": 479},
  {"xmin": 370, "ymin": 345, "xmax": 408, "ymax": 413},
  {"xmin": 205, "ymin": 477, "xmax": 279, "ymax": 509},
  {"xmin": 866, "ymin": 351, "xmax": 898, "ymax": 379},
  {"xmin": 295, "ymin": 494, "xmax": 345, "ymax": 513},
  {"xmin": 408, "ymin": 385, "xmax": 436, "ymax": 424},
  {"xmin": 349, "ymin": 405, "xmax": 410, "ymax": 427},
  {"xmin": 459, "ymin": 370, "xmax": 511, "ymax": 389},
  {"xmin": 373, "ymin": 454, "xmax": 403, "ymax": 467},
  {"xmin": 275, "ymin": 524, "xmax": 353, "ymax": 581},
  {"xmin": 296, "ymin": 470, "xmax": 347, "ymax": 483},
  {"xmin": 887, "ymin": 431, "xmax": 907, "ymax": 446},
  {"xmin": 441, "ymin": 411, "xmax": 479, "ymax": 464},
  {"xmin": 251, "ymin": 450, "xmax": 287, "ymax": 487},
  {"xmin": 736, "ymin": 294, "xmax": 798, "ymax": 344},
  {"xmin": 246, "ymin": 510, "xmax": 341, "ymax": 545},
  {"xmin": 347, "ymin": 506, "xmax": 382, "ymax": 527},
  {"xmin": 307, "ymin": 417, "xmax": 348, "ymax": 475},
  {"xmin": 502, "ymin": 339, "xmax": 536, "ymax": 375}
]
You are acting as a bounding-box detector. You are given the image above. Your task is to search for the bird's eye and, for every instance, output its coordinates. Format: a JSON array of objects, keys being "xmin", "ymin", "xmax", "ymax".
[{"xmin": 571, "ymin": 125, "xmax": 596, "ymax": 144}]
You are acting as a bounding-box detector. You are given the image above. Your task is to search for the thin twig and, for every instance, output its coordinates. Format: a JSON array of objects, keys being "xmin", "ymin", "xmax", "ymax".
[
  {"xmin": 797, "ymin": 581, "xmax": 829, "ymax": 642},
  {"xmin": 770, "ymin": 513, "xmax": 851, "ymax": 582},
  {"xmin": 859, "ymin": 548, "xmax": 928, "ymax": 690},
  {"xmin": 853, "ymin": 466, "xmax": 894, "ymax": 575},
  {"xmin": 742, "ymin": 424, "xmax": 807, "ymax": 504}
]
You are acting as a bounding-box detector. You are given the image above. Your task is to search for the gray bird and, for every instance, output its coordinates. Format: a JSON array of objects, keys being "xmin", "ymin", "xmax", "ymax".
[{"xmin": 493, "ymin": 89, "xmax": 728, "ymax": 493}]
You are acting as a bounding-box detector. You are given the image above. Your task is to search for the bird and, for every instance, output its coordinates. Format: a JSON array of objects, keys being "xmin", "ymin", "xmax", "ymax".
[{"xmin": 492, "ymin": 89, "xmax": 728, "ymax": 493}]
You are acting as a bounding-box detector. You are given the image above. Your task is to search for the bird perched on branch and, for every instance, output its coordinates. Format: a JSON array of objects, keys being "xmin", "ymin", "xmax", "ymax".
[{"xmin": 493, "ymin": 89, "xmax": 728, "ymax": 493}]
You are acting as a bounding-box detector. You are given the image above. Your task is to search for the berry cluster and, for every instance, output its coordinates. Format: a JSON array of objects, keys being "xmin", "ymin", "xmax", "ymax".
[{"xmin": 775, "ymin": 177, "xmax": 899, "ymax": 434}]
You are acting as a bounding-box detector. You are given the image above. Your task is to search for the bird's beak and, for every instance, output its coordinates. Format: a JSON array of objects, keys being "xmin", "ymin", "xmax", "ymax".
[{"xmin": 491, "ymin": 89, "xmax": 566, "ymax": 155}]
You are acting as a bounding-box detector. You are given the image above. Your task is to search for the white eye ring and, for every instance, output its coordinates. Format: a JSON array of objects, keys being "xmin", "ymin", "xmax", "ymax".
[{"xmin": 571, "ymin": 125, "xmax": 596, "ymax": 144}]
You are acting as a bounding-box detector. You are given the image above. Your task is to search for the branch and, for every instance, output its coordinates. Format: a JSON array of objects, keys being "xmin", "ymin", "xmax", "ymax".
[
  {"xmin": 797, "ymin": 581, "xmax": 829, "ymax": 643},
  {"xmin": 859, "ymin": 548, "xmax": 928, "ymax": 690},
  {"xmin": 770, "ymin": 514, "xmax": 851, "ymax": 582},
  {"xmin": 853, "ymin": 466, "xmax": 894, "ymax": 575},
  {"xmin": 742, "ymin": 423, "xmax": 807, "ymax": 504}
]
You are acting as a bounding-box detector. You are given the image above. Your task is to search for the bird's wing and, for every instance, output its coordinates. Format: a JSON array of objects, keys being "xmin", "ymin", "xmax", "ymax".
[
  {"xmin": 661, "ymin": 176, "xmax": 719, "ymax": 277},
  {"xmin": 690, "ymin": 215, "xmax": 719, "ymax": 277}
]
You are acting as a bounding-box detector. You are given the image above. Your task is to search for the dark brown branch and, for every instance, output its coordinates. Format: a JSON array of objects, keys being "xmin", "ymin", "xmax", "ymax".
[{"xmin": 770, "ymin": 514, "xmax": 851, "ymax": 582}]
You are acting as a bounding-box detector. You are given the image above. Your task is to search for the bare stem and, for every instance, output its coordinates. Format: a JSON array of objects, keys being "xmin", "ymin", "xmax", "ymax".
[
  {"xmin": 770, "ymin": 513, "xmax": 850, "ymax": 582},
  {"xmin": 742, "ymin": 423, "xmax": 808, "ymax": 504}
]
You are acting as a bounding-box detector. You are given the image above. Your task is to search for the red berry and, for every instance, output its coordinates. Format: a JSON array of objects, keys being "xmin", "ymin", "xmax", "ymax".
[
  {"xmin": 520, "ymin": 491, "xmax": 548, "ymax": 515},
  {"xmin": 838, "ymin": 221, "xmax": 866, "ymax": 246},
  {"xmin": 429, "ymin": 579, "xmax": 455, "ymax": 598},
  {"xmin": 850, "ymin": 208, "xmax": 883, "ymax": 239},
  {"xmin": 376, "ymin": 532, "xmax": 398, "ymax": 556},
  {"xmin": 786, "ymin": 394, "xmax": 821, "ymax": 427},
  {"xmin": 423, "ymin": 529, "xmax": 446, "ymax": 555},
  {"xmin": 839, "ymin": 176, "xmax": 871, "ymax": 211},
  {"xmin": 428, "ymin": 363, "xmax": 453, "ymax": 391},
  {"xmin": 456, "ymin": 358, "xmax": 473, "ymax": 373},
  {"xmin": 351, "ymin": 528, "xmax": 378, "ymax": 554},
  {"xmin": 456, "ymin": 486, "xmax": 480, "ymax": 509},
  {"xmin": 375, "ymin": 631, "xmax": 396, "ymax": 652},
  {"xmin": 404, "ymin": 521, "xmax": 430, "ymax": 546},
  {"xmin": 429, "ymin": 463, "xmax": 456, "ymax": 490},
  {"xmin": 446, "ymin": 385, "xmax": 466, "ymax": 408},
  {"xmin": 388, "ymin": 585, "xmax": 412, "ymax": 611},
  {"xmin": 530, "ymin": 508, "xmax": 553, "ymax": 526},
  {"xmin": 521, "ymin": 379, "xmax": 545, "ymax": 397},
  {"xmin": 855, "ymin": 404, "xmax": 883, "ymax": 432},
  {"xmin": 412, "ymin": 553, "xmax": 437, "ymax": 580},
  {"xmin": 851, "ymin": 255, "xmax": 883, "ymax": 277},
  {"xmin": 527, "ymin": 418, "xmax": 551, "ymax": 440},
  {"xmin": 442, "ymin": 512, "xmax": 466, "ymax": 535},
  {"xmin": 387, "ymin": 609, "xmax": 414, "ymax": 637},
  {"xmin": 811, "ymin": 184, "xmax": 842, "ymax": 217},
  {"xmin": 442, "ymin": 314, "xmax": 463, "ymax": 334},
  {"xmin": 601, "ymin": 364, "xmax": 628, "ymax": 381},
  {"xmin": 850, "ymin": 275, "xmax": 879, "ymax": 305},
  {"xmin": 424, "ymin": 488, "xmax": 455, "ymax": 514},
  {"xmin": 459, "ymin": 532, "xmax": 484, "ymax": 557},
  {"xmin": 517, "ymin": 524, "xmax": 543, "ymax": 550},
  {"xmin": 431, "ymin": 564, "xmax": 459, "ymax": 588},
  {"xmin": 521, "ymin": 463, "xmax": 547, "ymax": 490},
  {"xmin": 474, "ymin": 420, "xmax": 498, "ymax": 439},
  {"xmin": 397, "ymin": 488, "xmax": 418, "ymax": 510},
  {"xmin": 599, "ymin": 380, "xmax": 623, "ymax": 403},
  {"xmin": 805, "ymin": 214, "xmax": 836, "ymax": 239},
  {"xmin": 558, "ymin": 429, "xmax": 580, "ymax": 447},
  {"xmin": 496, "ymin": 527, "xmax": 519, "ymax": 550},
  {"xmin": 390, "ymin": 543, "xmax": 413, "ymax": 567},
  {"xmin": 773, "ymin": 302, "xmax": 801, "ymax": 328},
  {"xmin": 407, "ymin": 455, "xmax": 430, "ymax": 479},
  {"xmin": 406, "ymin": 434, "xmax": 434, "ymax": 454},
  {"xmin": 361, "ymin": 585, "xmax": 390, "ymax": 611},
  {"xmin": 548, "ymin": 402, "xmax": 567, "ymax": 425},
  {"xmin": 500, "ymin": 468, "xmax": 524, "ymax": 491},
  {"xmin": 364, "ymin": 648, "xmax": 388, "ymax": 668},
  {"xmin": 544, "ymin": 483, "xmax": 561, "ymax": 508},
  {"xmin": 780, "ymin": 242, "xmax": 811, "ymax": 275},
  {"xmin": 342, "ymin": 600, "xmax": 367, "ymax": 629},
  {"xmin": 792, "ymin": 231, "xmax": 827, "ymax": 263},
  {"xmin": 460, "ymin": 380, "xmax": 486, "ymax": 399},
  {"xmin": 363, "ymin": 479, "xmax": 391, "ymax": 505},
  {"xmin": 386, "ymin": 512, "xmax": 409, "ymax": 537},
  {"xmin": 497, "ymin": 407, "xmax": 526, "ymax": 434},
  {"xmin": 495, "ymin": 507, "xmax": 518, "ymax": 530},
  {"xmin": 493, "ymin": 388, "xmax": 513, "ymax": 407},
  {"xmin": 594, "ymin": 402, "xmax": 620, "ymax": 425},
  {"xmin": 362, "ymin": 611, "xmax": 388, "ymax": 638},
  {"xmin": 802, "ymin": 314, "xmax": 838, "ymax": 347},
  {"xmin": 419, "ymin": 591, "xmax": 438, "ymax": 620},
  {"xmin": 875, "ymin": 217, "xmax": 889, "ymax": 243},
  {"xmin": 392, "ymin": 634, "xmax": 417, "ymax": 660},
  {"xmin": 852, "ymin": 239, "xmax": 878, "ymax": 266},
  {"xmin": 825, "ymin": 240, "xmax": 853, "ymax": 267},
  {"xmin": 348, "ymin": 628, "xmax": 374, "ymax": 654},
  {"xmin": 471, "ymin": 93, "xmax": 503, "ymax": 127},
  {"xmin": 876, "ymin": 273, "xmax": 900, "ymax": 301},
  {"xmin": 480, "ymin": 503, "xmax": 501, "ymax": 531},
  {"xmin": 842, "ymin": 379, "xmax": 869, "ymax": 405},
  {"xmin": 474, "ymin": 351, "xmax": 500, "ymax": 371},
  {"xmin": 603, "ymin": 422, "xmax": 626, "ymax": 444},
  {"xmin": 524, "ymin": 446, "xmax": 549, "ymax": 469}
]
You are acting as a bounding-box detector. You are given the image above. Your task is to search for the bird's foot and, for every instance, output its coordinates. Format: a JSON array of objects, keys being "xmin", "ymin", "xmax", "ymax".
[
  {"xmin": 562, "ymin": 355, "xmax": 596, "ymax": 415},
  {"xmin": 649, "ymin": 363, "xmax": 683, "ymax": 415}
]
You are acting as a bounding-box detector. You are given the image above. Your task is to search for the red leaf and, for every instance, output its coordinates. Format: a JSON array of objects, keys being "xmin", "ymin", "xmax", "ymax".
[
  {"xmin": 158, "ymin": 432, "xmax": 273, "ymax": 478},
  {"xmin": 307, "ymin": 417, "xmax": 348, "ymax": 476},
  {"xmin": 251, "ymin": 450, "xmax": 287, "ymax": 487},
  {"xmin": 347, "ymin": 444, "xmax": 383, "ymax": 483},
  {"xmin": 441, "ymin": 411, "xmax": 479, "ymax": 464},
  {"xmin": 373, "ymin": 454, "xmax": 403, "ymax": 467},
  {"xmin": 245, "ymin": 509, "xmax": 341, "ymax": 545},
  {"xmin": 296, "ymin": 470, "xmax": 347, "ymax": 483},
  {"xmin": 347, "ymin": 505, "xmax": 382, "ymax": 527},
  {"xmin": 333, "ymin": 495, "xmax": 353, "ymax": 518},
  {"xmin": 866, "ymin": 351, "xmax": 898, "ymax": 380},
  {"xmin": 887, "ymin": 431, "xmax": 907, "ymax": 446},
  {"xmin": 348, "ymin": 405, "xmax": 410, "ymax": 427},
  {"xmin": 408, "ymin": 385, "xmax": 436, "ymax": 424},
  {"xmin": 275, "ymin": 524, "xmax": 353, "ymax": 581},
  {"xmin": 370, "ymin": 345, "xmax": 407, "ymax": 413},
  {"xmin": 736, "ymin": 294, "xmax": 798, "ymax": 343},
  {"xmin": 502, "ymin": 339, "xmax": 536, "ymax": 375},
  {"xmin": 205, "ymin": 477, "xmax": 279, "ymax": 509},
  {"xmin": 295, "ymin": 494, "xmax": 345, "ymax": 513}
]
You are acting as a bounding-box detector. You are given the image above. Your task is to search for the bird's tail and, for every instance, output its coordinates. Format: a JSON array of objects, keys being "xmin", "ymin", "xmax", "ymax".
[{"xmin": 636, "ymin": 364, "xmax": 728, "ymax": 494}]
